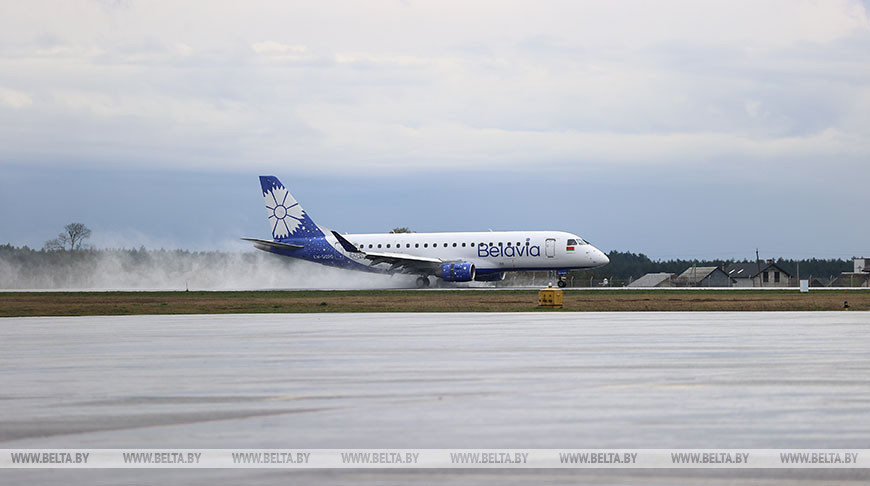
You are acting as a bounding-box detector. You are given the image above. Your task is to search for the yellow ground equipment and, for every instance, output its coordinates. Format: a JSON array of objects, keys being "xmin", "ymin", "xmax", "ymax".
[{"xmin": 538, "ymin": 285, "xmax": 564, "ymax": 309}]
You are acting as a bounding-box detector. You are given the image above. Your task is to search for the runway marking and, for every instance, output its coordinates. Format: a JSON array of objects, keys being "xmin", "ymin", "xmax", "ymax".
[
  {"xmin": 264, "ymin": 395, "xmax": 308, "ymax": 402},
  {"xmin": 600, "ymin": 383, "xmax": 707, "ymax": 391}
]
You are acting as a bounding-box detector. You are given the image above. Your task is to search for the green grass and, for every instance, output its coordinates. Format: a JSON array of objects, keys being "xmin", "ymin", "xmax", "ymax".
[{"xmin": 0, "ymin": 288, "xmax": 867, "ymax": 317}]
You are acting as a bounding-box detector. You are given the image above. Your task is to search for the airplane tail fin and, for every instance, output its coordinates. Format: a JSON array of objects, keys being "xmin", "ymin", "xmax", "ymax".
[{"xmin": 259, "ymin": 176, "xmax": 324, "ymax": 240}]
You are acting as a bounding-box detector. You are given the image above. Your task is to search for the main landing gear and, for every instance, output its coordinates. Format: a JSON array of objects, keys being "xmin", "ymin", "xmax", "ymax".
[
  {"xmin": 557, "ymin": 279, "xmax": 567, "ymax": 288},
  {"xmin": 415, "ymin": 276, "xmax": 431, "ymax": 288}
]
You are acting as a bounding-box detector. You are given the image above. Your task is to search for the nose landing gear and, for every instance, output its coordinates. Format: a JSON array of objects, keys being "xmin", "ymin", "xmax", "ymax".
[
  {"xmin": 555, "ymin": 269, "xmax": 568, "ymax": 288},
  {"xmin": 415, "ymin": 276, "xmax": 431, "ymax": 288}
]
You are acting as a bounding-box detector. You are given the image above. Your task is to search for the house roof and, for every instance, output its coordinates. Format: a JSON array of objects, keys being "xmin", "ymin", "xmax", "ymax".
[
  {"xmin": 726, "ymin": 262, "xmax": 792, "ymax": 279},
  {"xmin": 628, "ymin": 272, "xmax": 674, "ymax": 287},
  {"xmin": 676, "ymin": 266, "xmax": 723, "ymax": 283},
  {"xmin": 726, "ymin": 263, "xmax": 760, "ymax": 279}
]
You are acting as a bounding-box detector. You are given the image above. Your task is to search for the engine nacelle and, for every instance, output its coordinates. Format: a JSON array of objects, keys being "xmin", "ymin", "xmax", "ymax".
[
  {"xmin": 474, "ymin": 271, "xmax": 506, "ymax": 282},
  {"xmin": 441, "ymin": 262, "xmax": 476, "ymax": 282}
]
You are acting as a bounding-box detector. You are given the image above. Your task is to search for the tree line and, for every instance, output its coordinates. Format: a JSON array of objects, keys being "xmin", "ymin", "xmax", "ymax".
[
  {"xmin": 3, "ymin": 244, "xmax": 853, "ymax": 288},
  {"xmin": 0, "ymin": 222, "xmax": 855, "ymax": 288},
  {"xmin": 583, "ymin": 250, "xmax": 853, "ymax": 286}
]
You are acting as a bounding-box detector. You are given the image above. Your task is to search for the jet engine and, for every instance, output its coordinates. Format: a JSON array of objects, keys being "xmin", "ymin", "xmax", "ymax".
[{"xmin": 440, "ymin": 262, "xmax": 476, "ymax": 282}]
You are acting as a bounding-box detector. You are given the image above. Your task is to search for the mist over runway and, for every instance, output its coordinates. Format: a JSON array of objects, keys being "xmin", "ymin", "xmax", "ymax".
[
  {"xmin": 0, "ymin": 249, "xmax": 416, "ymax": 290},
  {"xmin": 2, "ymin": 312, "xmax": 868, "ymax": 484}
]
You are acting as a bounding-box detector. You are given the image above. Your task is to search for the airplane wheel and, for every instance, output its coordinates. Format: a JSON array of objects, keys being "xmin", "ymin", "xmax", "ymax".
[
  {"xmin": 416, "ymin": 276, "xmax": 430, "ymax": 289},
  {"xmin": 557, "ymin": 279, "xmax": 566, "ymax": 288}
]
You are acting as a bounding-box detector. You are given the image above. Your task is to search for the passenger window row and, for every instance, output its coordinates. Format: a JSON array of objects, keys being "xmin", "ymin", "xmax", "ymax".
[{"xmin": 354, "ymin": 241, "xmax": 532, "ymax": 250}]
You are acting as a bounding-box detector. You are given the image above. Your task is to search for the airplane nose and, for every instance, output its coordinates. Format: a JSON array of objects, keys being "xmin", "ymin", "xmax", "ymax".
[{"xmin": 595, "ymin": 248, "xmax": 609, "ymax": 266}]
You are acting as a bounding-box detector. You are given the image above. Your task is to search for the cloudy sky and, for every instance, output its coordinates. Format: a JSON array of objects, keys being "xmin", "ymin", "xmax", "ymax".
[{"xmin": 1, "ymin": 0, "xmax": 868, "ymax": 259}]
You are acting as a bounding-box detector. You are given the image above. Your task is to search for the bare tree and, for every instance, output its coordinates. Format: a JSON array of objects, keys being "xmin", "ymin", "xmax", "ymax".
[
  {"xmin": 42, "ymin": 238, "xmax": 64, "ymax": 251},
  {"xmin": 43, "ymin": 223, "xmax": 92, "ymax": 251},
  {"xmin": 390, "ymin": 227, "xmax": 413, "ymax": 233}
]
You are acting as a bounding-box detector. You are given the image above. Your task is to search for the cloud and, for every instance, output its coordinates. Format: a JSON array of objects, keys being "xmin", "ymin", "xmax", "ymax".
[
  {"xmin": 0, "ymin": 86, "xmax": 33, "ymax": 109},
  {"xmin": 174, "ymin": 42, "xmax": 193, "ymax": 56},
  {"xmin": 251, "ymin": 41, "xmax": 306, "ymax": 55},
  {"xmin": 0, "ymin": 0, "xmax": 867, "ymax": 179}
]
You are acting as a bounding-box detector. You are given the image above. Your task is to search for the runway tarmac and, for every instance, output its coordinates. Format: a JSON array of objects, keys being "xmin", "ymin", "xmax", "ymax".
[{"xmin": 1, "ymin": 312, "xmax": 868, "ymax": 484}]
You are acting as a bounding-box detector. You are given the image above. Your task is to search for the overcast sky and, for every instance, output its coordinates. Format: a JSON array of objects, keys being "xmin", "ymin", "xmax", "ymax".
[{"xmin": 1, "ymin": 1, "xmax": 868, "ymax": 259}]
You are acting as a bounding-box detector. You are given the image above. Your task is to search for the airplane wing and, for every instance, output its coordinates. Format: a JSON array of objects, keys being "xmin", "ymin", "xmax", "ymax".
[
  {"xmin": 241, "ymin": 238, "xmax": 304, "ymax": 251},
  {"xmin": 331, "ymin": 231, "xmax": 447, "ymax": 274},
  {"xmin": 361, "ymin": 251, "xmax": 444, "ymax": 273}
]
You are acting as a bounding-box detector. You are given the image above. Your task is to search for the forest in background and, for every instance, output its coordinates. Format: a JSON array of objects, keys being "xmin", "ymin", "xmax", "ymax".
[{"xmin": 0, "ymin": 244, "xmax": 856, "ymax": 289}]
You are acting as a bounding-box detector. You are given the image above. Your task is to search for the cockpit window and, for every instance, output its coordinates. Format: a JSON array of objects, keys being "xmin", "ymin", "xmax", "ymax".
[
  {"xmin": 567, "ymin": 239, "xmax": 577, "ymax": 245},
  {"xmin": 568, "ymin": 238, "xmax": 588, "ymax": 245}
]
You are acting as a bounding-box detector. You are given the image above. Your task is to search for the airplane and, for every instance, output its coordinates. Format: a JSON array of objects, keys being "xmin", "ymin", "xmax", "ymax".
[{"xmin": 243, "ymin": 176, "xmax": 610, "ymax": 288}]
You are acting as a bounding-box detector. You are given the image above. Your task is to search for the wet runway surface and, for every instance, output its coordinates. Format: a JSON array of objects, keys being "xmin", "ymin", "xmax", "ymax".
[{"xmin": 2, "ymin": 312, "xmax": 869, "ymax": 484}]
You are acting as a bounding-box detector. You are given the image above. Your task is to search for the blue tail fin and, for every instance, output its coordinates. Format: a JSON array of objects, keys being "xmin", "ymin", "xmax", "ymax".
[{"xmin": 259, "ymin": 176, "xmax": 324, "ymax": 240}]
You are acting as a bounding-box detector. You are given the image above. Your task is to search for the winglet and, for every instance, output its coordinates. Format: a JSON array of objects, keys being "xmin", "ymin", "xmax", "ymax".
[{"xmin": 331, "ymin": 231, "xmax": 360, "ymax": 253}]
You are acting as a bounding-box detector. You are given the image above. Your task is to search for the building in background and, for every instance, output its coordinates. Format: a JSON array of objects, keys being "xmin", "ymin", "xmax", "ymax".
[
  {"xmin": 675, "ymin": 266, "xmax": 732, "ymax": 287},
  {"xmin": 726, "ymin": 261, "xmax": 792, "ymax": 288},
  {"xmin": 834, "ymin": 259, "xmax": 870, "ymax": 287},
  {"xmin": 832, "ymin": 273, "xmax": 870, "ymax": 287},
  {"xmin": 628, "ymin": 272, "xmax": 676, "ymax": 288}
]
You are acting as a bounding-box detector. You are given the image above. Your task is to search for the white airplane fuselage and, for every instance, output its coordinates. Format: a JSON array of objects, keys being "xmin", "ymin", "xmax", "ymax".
[{"xmin": 337, "ymin": 230, "xmax": 609, "ymax": 275}]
